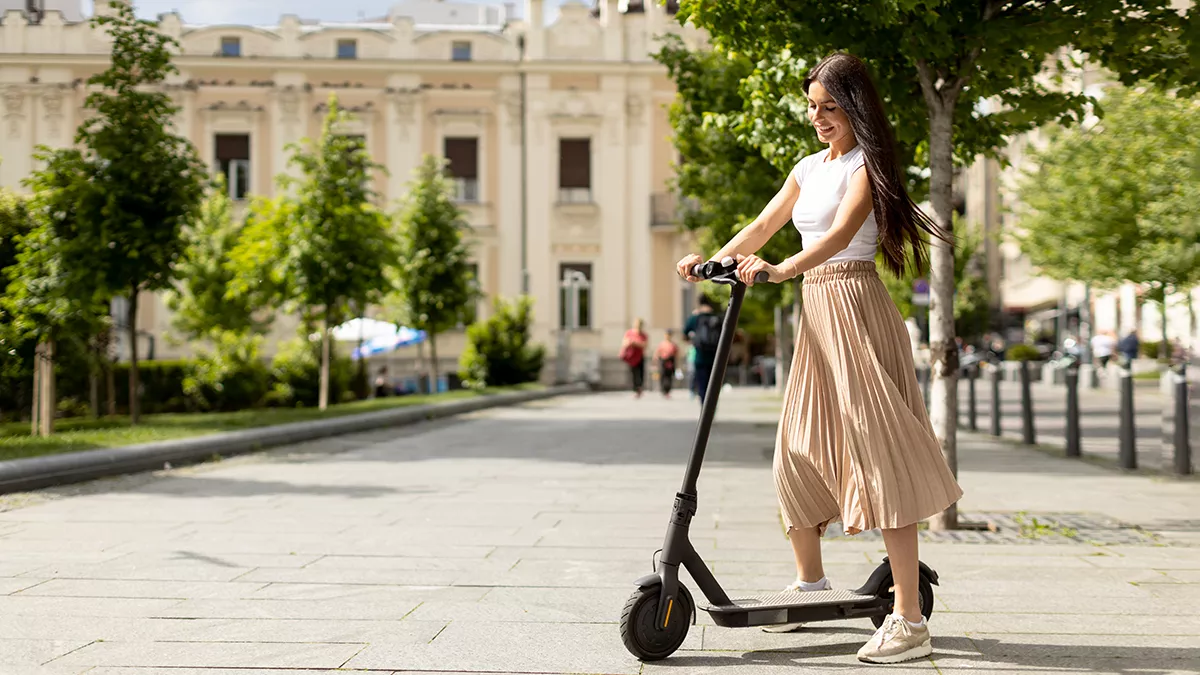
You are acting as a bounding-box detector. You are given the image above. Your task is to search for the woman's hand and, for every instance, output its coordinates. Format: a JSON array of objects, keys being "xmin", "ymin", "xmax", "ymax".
[
  {"xmin": 735, "ymin": 254, "xmax": 783, "ymax": 286},
  {"xmin": 676, "ymin": 253, "xmax": 704, "ymax": 283}
]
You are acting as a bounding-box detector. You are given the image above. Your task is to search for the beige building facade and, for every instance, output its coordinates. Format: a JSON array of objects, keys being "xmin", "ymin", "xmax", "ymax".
[{"xmin": 0, "ymin": 0, "xmax": 707, "ymax": 386}]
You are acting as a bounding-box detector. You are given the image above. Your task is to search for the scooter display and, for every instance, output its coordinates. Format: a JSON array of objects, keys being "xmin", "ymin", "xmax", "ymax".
[{"xmin": 619, "ymin": 257, "xmax": 939, "ymax": 661}]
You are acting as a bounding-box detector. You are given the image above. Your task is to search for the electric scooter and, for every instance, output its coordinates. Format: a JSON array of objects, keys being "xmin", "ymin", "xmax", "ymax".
[{"xmin": 619, "ymin": 256, "xmax": 939, "ymax": 661}]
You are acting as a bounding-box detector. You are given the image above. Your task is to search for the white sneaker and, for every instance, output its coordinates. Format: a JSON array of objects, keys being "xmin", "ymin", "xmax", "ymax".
[
  {"xmin": 761, "ymin": 577, "xmax": 831, "ymax": 633},
  {"xmin": 857, "ymin": 613, "xmax": 933, "ymax": 664}
]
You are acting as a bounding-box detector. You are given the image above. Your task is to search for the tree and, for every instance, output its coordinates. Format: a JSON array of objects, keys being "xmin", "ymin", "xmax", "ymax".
[
  {"xmin": 388, "ymin": 154, "xmax": 478, "ymax": 394},
  {"xmin": 48, "ymin": 1, "xmax": 208, "ymax": 424},
  {"xmin": 678, "ymin": 0, "xmax": 1185, "ymax": 529},
  {"xmin": 0, "ymin": 190, "xmax": 36, "ymax": 423},
  {"xmin": 459, "ymin": 296, "xmax": 546, "ymax": 389},
  {"xmin": 230, "ymin": 96, "xmax": 395, "ymax": 410},
  {"xmin": 168, "ymin": 176, "xmax": 270, "ymax": 342},
  {"xmin": 1015, "ymin": 87, "xmax": 1200, "ymax": 356},
  {"xmin": 2, "ymin": 159, "xmax": 107, "ymax": 435}
]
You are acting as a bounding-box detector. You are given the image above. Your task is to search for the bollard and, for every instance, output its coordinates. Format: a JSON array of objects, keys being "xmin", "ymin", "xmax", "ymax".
[
  {"xmin": 967, "ymin": 365, "xmax": 978, "ymax": 431},
  {"xmin": 990, "ymin": 366, "xmax": 1002, "ymax": 436},
  {"xmin": 1019, "ymin": 360, "xmax": 1036, "ymax": 445},
  {"xmin": 1118, "ymin": 368, "xmax": 1137, "ymax": 470},
  {"xmin": 920, "ymin": 365, "xmax": 931, "ymax": 408},
  {"xmin": 1166, "ymin": 366, "xmax": 1192, "ymax": 475},
  {"xmin": 1065, "ymin": 366, "xmax": 1081, "ymax": 458}
]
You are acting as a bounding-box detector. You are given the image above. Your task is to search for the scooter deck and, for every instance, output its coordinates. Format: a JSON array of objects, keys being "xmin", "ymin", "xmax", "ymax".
[{"xmin": 700, "ymin": 589, "xmax": 883, "ymax": 628}]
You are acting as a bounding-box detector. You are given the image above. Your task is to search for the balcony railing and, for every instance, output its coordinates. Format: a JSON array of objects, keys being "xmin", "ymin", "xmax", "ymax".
[{"xmin": 651, "ymin": 192, "xmax": 698, "ymax": 228}]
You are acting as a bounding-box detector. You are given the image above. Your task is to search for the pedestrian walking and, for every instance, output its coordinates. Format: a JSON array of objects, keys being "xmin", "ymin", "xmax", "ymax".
[
  {"xmin": 676, "ymin": 52, "xmax": 962, "ymax": 664},
  {"xmin": 655, "ymin": 330, "xmax": 680, "ymax": 398},
  {"xmin": 1118, "ymin": 328, "xmax": 1140, "ymax": 367},
  {"xmin": 683, "ymin": 295, "xmax": 722, "ymax": 404},
  {"xmin": 620, "ymin": 318, "xmax": 649, "ymax": 398},
  {"xmin": 1090, "ymin": 330, "xmax": 1117, "ymax": 369}
]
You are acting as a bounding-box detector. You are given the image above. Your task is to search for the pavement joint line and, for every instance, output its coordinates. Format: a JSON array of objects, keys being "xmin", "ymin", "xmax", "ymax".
[
  {"xmin": 40, "ymin": 638, "xmax": 98, "ymax": 667},
  {"xmin": 428, "ymin": 621, "xmax": 451, "ymax": 643}
]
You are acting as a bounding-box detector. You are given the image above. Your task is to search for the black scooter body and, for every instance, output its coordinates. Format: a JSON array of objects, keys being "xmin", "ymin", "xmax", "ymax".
[{"xmin": 619, "ymin": 258, "xmax": 939, "ymax": 661}]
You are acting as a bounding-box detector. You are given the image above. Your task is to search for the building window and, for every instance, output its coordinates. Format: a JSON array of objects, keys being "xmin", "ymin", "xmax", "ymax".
[
  {"xmin": 214, "ymin": 133, "xmax": 250, "ymax": 200},
  {"xmin": 220, "ymin": 36, "xmax": 241, "ymax": 57},
  {"xmin": 337, "ymin": 39, "xmax": 357, "ymax": 60},
  {"xmin": 559, "ymin": 262, "xmax": 592, "ymax": 330},
  {"xmin": 452, "ymin": 41, "xmax": 472, "ymax": 61},
  {"xmin": 558, "ymin": 138, "xmax": 591, "ymax": 203},
  {"xmin": 444, "ymin": 137, "xmax": 479, "ymax": 203}
]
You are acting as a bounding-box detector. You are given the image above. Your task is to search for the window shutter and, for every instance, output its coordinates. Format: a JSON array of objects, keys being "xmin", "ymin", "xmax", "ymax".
[{"xmin": 214, "ymin": 134, "xmax": 250, "ymax": 160}]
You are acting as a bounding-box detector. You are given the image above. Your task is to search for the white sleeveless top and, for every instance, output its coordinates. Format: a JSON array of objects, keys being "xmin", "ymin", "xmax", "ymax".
[{"xmin": 790, "ymin": 145, "xmax": 879, "ymax": 265}]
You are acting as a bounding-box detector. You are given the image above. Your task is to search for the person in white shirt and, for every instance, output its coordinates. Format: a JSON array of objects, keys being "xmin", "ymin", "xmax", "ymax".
[
  {"xmin": 1091, "ymin": 331, "xmax": 1117, "ymax": 368},
  {"xmin": 677, "ymin": 52, "xmax": 961, "ymax": 665}
]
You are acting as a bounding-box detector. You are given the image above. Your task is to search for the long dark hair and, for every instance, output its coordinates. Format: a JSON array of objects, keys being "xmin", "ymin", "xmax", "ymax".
[{"xmin": 803, "ymin": 53, "xmax": 949, "ymax": 277}]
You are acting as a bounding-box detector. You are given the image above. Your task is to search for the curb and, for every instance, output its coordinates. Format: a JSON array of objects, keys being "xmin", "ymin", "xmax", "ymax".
[{"xmin": 0, "ymin": 383, "xmax": 588, "ymax": 495}]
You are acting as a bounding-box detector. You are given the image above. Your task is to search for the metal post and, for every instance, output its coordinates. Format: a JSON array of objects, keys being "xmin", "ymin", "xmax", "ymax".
[
  {"xmin": 968, "ymin": 365, "xmax": 978, "ymax": 431},
  {"xmin": 919, "ymin": 365, "xmax": 931, "ymax": 408},
  {"xmin": 990, "ymin": 366, "xmax": 1002, "ymax": 436},
  {"xmin": 1019, "ymin": 360, "xmax": 1036, "ymax": 445},
  {"xmin": 1118, "ymin": 367, "xmax": 1137, "ymax": 469},
  {"xmin": 1065, "ymin": 366, "xmax": 1081, "ymax": 458},
  {"xmin": 1170, "ymin": 365, "xmax": 1192, "ymax": 475}
]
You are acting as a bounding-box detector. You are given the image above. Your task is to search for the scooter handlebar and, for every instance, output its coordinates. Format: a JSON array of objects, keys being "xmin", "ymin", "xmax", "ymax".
[{"xmin": 691, "ymin": 256, "xmax": 769, "ymax": 285}]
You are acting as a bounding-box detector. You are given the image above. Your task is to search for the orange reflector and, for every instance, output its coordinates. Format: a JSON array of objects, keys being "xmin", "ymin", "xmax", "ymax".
[{"xmin": 664, "ymin": 598, "xmax": 674, "ymax": 627}]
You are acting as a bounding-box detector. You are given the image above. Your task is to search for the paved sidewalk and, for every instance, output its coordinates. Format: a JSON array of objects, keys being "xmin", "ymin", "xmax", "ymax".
[{"xmin": 0, "ymin": 389, "xmax": 1197, "ymax": 674}]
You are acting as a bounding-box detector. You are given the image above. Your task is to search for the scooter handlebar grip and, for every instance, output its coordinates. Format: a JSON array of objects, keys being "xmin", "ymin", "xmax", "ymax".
[{"xmin": 753, "ymin": 270, "xmax": 769, "ymax": 284}]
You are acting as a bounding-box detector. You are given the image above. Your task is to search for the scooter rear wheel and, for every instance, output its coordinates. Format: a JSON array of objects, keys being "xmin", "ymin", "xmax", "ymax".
[
  {"xmin": 871, "ymin": 574, "xmax": 935, "ymax": 628},
  {"xmin": 619, "ymin": 584, "xmax": 693, "ymax": 661}
]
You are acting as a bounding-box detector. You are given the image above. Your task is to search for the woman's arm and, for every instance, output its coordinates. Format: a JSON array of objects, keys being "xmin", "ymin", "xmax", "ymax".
[
  {"xmin": 773, "ymin": 168, "xmax": 874, "ymax": 280},
  {"xmin": 708, "ymin": 171, "xmax": 802, "ymax": 263}
]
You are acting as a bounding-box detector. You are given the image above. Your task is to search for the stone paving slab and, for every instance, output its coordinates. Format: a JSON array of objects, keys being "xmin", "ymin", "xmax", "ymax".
[{"xmin": 0, "ymin": 390, "xmax": 1198, "ymax": 673}]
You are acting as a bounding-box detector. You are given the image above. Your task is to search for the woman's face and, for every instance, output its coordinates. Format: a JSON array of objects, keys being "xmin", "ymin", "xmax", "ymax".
[{"xmin": 807, "ymin": 81, "xmax": 853, "ymax": 146}]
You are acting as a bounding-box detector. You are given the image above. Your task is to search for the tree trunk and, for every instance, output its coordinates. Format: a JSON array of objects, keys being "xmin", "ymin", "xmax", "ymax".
[
  {"xmin": 89, "ymin": 364, "xmax": 99, "ymax": 419},
  {"xmin": 429, "ymin": 331, "xmax": 440, "ymax": 394},
  {"xmin": 128, "ymin": 286, "xmax": 141, "ymax": 425},
  {"xmin": 1160, "ymin": 289, "xmax": 1169, "ymax": 360},
  {"xmin": 39, "ymin": 338, "xmax": 55, "ymax": 437},
  {"xmin": 319, "ymin": 314, "xmax": 331, "ymax": 411},
  {"xmin": 925, "ymin": 105, "xmax": 959, "ymax": 531},
  {"xmin": 30, "ymin": 341, "xmax": 42, "ymax": 437},
  {"xmin": 105, "ymin": 355, "xmax": 117, "ymax": 417}
]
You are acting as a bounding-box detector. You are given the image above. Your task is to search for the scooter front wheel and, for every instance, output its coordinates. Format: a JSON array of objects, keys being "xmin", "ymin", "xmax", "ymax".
[
  {"xmin": 871, "ymin": 574, "xmax": 935, "ymax": 628},
  {"xmin": 619, "ymin": 584, "xmax": 693, "ymax": 661}
]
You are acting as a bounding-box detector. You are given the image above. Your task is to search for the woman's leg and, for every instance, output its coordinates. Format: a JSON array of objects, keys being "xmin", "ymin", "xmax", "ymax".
[
  {"xmin": 881, "ymin": 524, "xmax": 922, "ymax": 622},
  {"xmin": 787, "ymin": 525, "xmax": 825, "ymax": 583}
]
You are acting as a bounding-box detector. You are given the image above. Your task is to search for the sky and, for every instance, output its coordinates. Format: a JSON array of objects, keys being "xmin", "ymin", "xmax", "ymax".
[{"xmin": 80, "ymin": 0, "xmax": 569, "ymax": 25}]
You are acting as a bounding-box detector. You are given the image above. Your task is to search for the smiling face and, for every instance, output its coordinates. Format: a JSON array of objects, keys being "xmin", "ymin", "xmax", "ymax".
[{"xmin": 806, "ymin": 81, "xmax": 854, "ymax": 146}]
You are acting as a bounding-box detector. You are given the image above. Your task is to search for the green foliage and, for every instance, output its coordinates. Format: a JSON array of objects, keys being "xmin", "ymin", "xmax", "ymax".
[
  {"xmin": 69, "ymin": 2, "xmax": 207, "ymax": 298},
  {"xmin": 1005, "ymin": 344, "xmax": 1042, "ymax": 362},
  {"xmin": 388, "ymin": 154, "xmax": 478, "ymax": 337},
  {"xmin": 677, "ymin": 0, "xmax": 1183, "ymax": 176},
  {"xmin": 112, "ymin": 360, "xmax": 191, "ymax": 414},
  {"xmin": 879, "ymin": 217, "xmax": 992, "ymax": 341},
  {"xmin": 267, "ymin": 338, "xmax": 355, "ymax": 408},
  {"xmin": 168, "ymin": 177, "xmax": 269, "ymax": 342},
  {"xmin": 1140, "ymin": 340, "xmax": 1169, "ymax": 361},
  {"xmin": 1015, "ymin": 87, "xmax": 1200, "ymax": 296},
  {"xmin": 653, "ymin": 36, "xmax": 803, "ymax": 324},
  {"xmin": 182, "ymin": 333, "xmax": 271, "ymax": 412},
  {"xmin": 459, "ymin": 296, "xmax": 546, "ymax": 389}
]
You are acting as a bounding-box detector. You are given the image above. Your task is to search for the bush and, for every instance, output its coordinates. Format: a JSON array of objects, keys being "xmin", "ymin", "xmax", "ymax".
[
  {"xmin": 459, "ymin": 296, "xmax": 545, "ymax": 389},
  {"xmin": 183, "ymin": 333, "xmax": 271, "ymax": 412},
  {"xmin": 1140, "ymin": 340, "xmax": 1168, "ymax": 360},
  {"xmin": 267, "ymin": 337, "xmax": 355, "ymax": 407},
  {"xmin": 1005, "ymin": 344, "xmax": 1042, "ymax": 362},
  {"xmin": 113, "ymin": 359, "xmax": 191, "ymax": 414}
]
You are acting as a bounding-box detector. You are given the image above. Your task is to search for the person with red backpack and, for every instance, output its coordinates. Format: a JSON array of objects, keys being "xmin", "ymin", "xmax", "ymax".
[
  {"xmin": 620, "ymin": 318, "xmax": 649, "ymax": 398},
  {"xmin": 654, "ymin": 329, "xmax": 680, "ymax": 399},
  {"xmin": 683, "ymin": 295, "xmax": 723, "ymax": 404}
]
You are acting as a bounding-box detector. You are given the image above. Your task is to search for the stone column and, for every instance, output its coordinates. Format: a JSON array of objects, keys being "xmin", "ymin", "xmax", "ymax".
[
  {"xmin": 270, "ymin": 79, "xmax": 307, "ymax": 192},
  {"xmin": 1, "ymin": 85, "xmax": 30, "ymax": 190},
  {"xmin": 599, "ymin": 75, "xmax": 629, "ymax": 346},
  {"xmin": 525, "ymin": 75, "xmax": 554, "ymax": 345},
  {"xmin": 384, "ymin": 75, "xmax": 423, "ymax": 203},
  {"xmin": 626, "ymin": 81, "xmax": 653, "ymax": 328},
  {"xmin": 496, "ymin": 75, "xmax": 524, "ymax": 299}
]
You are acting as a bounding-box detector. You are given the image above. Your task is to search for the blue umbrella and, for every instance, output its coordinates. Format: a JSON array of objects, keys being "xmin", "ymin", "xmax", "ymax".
[{"xmin": 351, "ymin": 326, "xmax": 427, "ymax": 360}]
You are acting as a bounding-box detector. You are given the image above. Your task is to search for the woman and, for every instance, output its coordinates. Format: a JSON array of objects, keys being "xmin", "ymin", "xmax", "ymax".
[
  {"xmin": 655, "ymin": 329, "xmax": 680, "ymax": 398},
  {"xmin": 620, "ymin": 318, "xmax": 649, "ymax": 398},
  {"xmin": 676, "ymin": 53, "xmax": 962, "ymax": 665}
]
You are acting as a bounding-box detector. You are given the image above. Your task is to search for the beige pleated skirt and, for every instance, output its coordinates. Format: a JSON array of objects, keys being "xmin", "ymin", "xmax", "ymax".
[{"xmin": 773, "ymin": 260, "xmax": 963, "ymax": 536}]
